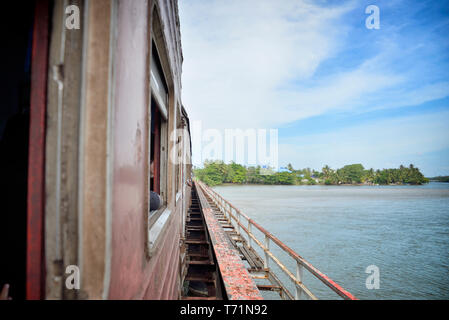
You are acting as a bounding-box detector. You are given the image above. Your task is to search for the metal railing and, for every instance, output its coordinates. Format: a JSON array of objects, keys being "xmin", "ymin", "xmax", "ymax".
[{"xmin": 196, "ymin": 180, "xmax": 357, "ymax": 300}]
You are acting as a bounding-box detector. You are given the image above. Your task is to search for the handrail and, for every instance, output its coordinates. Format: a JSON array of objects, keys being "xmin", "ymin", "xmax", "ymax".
[{"xmin": 195, "ymin": 179, "xmax": 357, "ymax": 300}]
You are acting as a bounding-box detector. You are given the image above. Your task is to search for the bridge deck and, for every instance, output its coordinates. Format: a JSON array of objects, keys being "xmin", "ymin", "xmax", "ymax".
[
  {"xmin": 195, "ymin": 182, "xmax": 263, "ymax": 300},
  {"xmin": 200, "ymin": 186, "xmax": 293, "ymax": 299}
]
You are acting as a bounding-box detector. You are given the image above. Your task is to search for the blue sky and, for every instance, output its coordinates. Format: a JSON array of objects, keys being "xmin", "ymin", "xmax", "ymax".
[{"xmin": 179, "ymin": 0, "xmax": 449, "ymax": 176}]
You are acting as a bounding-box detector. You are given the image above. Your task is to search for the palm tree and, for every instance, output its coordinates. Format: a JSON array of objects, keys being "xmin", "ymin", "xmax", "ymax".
[{"xmin": 322, "ymin": 165, "xmax": 331, "ymax": 178}]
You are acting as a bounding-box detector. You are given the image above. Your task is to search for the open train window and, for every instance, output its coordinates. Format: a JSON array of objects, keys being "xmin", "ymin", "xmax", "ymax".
[
  {"xmin": 148, "ymin": 40, "xmax": 169, "ymax": 233},
  {"xmin": 149, "ymin": 97, "xmax": 168, "ymax": 224}
]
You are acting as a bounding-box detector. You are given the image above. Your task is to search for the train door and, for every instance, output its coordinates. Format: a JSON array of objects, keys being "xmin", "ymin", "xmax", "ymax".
[{"xmin": 0, "ymin": 1, "xmax": 49, "ymax": 300}]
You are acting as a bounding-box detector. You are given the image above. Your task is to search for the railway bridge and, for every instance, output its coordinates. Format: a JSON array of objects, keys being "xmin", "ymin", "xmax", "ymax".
[{"xmin": 181, "ymin": 180, "xmax": 357, "ymax": 300}]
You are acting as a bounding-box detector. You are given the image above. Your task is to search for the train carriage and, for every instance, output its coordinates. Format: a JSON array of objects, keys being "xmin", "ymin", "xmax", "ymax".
[{"xmin": 1, "ymin": 0, "xmax": 192, "ymax": 300}]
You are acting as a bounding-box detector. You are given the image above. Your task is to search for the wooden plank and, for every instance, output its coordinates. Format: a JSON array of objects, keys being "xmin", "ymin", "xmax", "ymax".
[
  {"xmin": 186, "ymin": 226, "xmax": 205, "ymax": 231},
  {"xmin": 239, "ymin": 245, "xmax": 257, "ymax": 269},
  {"xmin": 244, "ymin": 245, "xmax": 265, "ymax": 268},
  {"xmin": 187, "ymin": 260, "xmax": 215, "ymax": 266},
  {"xmin": 186, "ymin": 240, "xmax": 209, "ymax": 245},
  {"xmin": 257, "ymin": 285, "xmax": 282, "ymax": 292},
  {"xmin": 185, "ymin": 276, "xmax": 215, "ymax": 283},
  {"xmin": 248, "ymin": 270, "xmax": 268, "ymax": 280}
]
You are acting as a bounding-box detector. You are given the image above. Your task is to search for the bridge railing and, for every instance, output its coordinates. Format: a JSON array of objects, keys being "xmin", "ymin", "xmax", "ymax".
[{"xmin": 196, "ymin": 180, "xmax": 357, "ymax": 300}]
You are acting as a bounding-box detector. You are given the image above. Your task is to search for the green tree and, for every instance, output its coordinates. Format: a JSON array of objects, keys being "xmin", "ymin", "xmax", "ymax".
[{"xmin": 337, "ymin": 164, "xmax": 365, "ymax": 184}]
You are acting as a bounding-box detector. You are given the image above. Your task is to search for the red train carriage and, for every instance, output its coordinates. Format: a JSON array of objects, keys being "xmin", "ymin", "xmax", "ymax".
[{"xmin": 1, "ymin": 0, "xmax": 192, "ymax": 300}]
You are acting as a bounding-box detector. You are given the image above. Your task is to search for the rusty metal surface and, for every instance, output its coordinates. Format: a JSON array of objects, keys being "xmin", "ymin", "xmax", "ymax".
[
  {"xmin": 197, "ymin": 180, "xmax": 357, "ymax": 300},
  {"xmin": 195, "ymin": 182, "xmax": 263, "ymax": 300}
]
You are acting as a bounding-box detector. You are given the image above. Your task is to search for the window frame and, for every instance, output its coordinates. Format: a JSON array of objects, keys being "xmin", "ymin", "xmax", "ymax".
[{"xmin": 146, "ymin": 7, "xmax": 176, "ymax": 257}]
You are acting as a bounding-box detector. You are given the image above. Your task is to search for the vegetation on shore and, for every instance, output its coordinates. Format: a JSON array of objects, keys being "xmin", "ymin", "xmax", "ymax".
[
  {"xmin": 194, "ymin": 161, "xmax": 429, "ymax": 187},
  {"xmin": 428, "ymin": 176, "xmax": 449, "ymax": 182}
]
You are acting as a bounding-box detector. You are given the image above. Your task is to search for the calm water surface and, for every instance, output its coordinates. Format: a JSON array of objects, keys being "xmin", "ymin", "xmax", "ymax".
[{"xmin": 213, "ymin": 183, "xmax": 449, "ymax": 300}]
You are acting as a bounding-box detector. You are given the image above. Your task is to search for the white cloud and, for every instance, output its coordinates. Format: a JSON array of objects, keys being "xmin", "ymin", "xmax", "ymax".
[
  {"xmin": 275, "ymin": 61, "xmax": 405, "ymax": 123},
  {"xmin": 365, "ymin": 81, "xmax": 449, "ymax": 112},
  {"xmin": 180, "ymin": 0, "xmax": 449, "ymax": 129},
  {"xmin": 179, "ymin": 0, "xmax": 355, "ymax": 129}
]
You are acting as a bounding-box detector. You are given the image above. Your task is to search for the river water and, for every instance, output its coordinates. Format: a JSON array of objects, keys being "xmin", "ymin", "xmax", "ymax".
[{"xmin": 213, "ymin": 182, "xmax": 449, "ymax": 300}]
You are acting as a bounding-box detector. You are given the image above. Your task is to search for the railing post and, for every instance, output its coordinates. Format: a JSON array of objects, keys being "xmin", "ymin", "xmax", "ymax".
[
  {"xmin": 224, "ymin": 201, "xmax": 227, "ymax": 218},
  {"xmin": 295, "ymin": 261, "xmax": 303, "ymax": 300},
  {"xmin": 237, "ymin": 210, "xmax": 241, "ymax": 235},
  {"xmin": 248, "ymin": 221, "xmax": 252, "ymax": 249},
  {"xmin": 264, "ymin": 235, "xmax": 270, "ymax": 269}
]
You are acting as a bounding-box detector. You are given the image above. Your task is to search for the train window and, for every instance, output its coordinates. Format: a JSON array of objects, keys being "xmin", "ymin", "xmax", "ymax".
[
  {"xmin": 149, "ymin": 98, "xmax": 168, "ymax": 227},
  {"xmin": 148, "ymin": 41, "xmax": 169, "ymax": 234}
]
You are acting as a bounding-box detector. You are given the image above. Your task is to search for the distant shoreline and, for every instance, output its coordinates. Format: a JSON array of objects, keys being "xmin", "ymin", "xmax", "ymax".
[
  {"xmin": 195, "ymin": 162, "xmax": 430, "ymax": 187},
  {"xmin": 214, "ymin": 182, "xmax": 436, "ymax": 187},
  {"xmin": 429, "ymin": 176, "xmax": 449, "ymax": 183}
]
